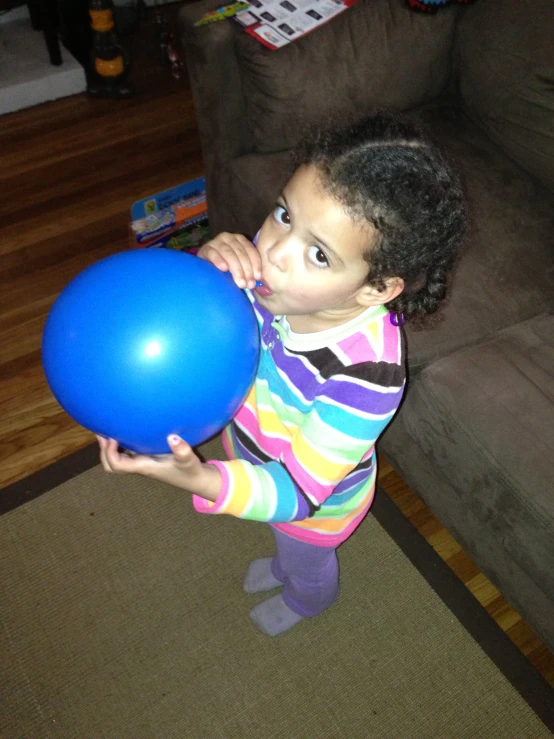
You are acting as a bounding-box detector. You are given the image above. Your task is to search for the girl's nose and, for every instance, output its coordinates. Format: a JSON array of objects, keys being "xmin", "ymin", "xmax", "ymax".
[{"xmin": 268, "ymin": 237, "xmax": 292, "ymax": 272}]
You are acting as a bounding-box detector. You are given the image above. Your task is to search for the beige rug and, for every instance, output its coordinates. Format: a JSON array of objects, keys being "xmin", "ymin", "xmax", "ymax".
[{"xmin": 1, "ymin": 439, "xmax": 552, "ymax": 738}]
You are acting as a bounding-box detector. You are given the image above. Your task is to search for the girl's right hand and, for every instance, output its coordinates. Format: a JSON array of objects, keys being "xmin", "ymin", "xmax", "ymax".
[{"xmin": 197, "ymin": 232, "xmax": 262, "ymax": 290}]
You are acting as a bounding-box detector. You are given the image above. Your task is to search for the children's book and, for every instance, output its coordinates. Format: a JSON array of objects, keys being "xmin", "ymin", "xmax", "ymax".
[{"xmin": 130, "ymin": 177, "xmax": 210, "ymax": 251}]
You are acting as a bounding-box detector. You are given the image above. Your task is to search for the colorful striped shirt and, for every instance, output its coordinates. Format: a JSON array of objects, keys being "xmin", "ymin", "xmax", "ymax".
[{"xmin": 192, "ymin": 291, "xmax": 406, "ymax": 546}]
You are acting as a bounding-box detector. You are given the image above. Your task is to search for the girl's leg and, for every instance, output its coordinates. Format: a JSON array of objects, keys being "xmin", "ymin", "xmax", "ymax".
[
  {"xmin": 249, "ymin": 528, "xmax": 339, "ymax": 636},
  {"xmin": 271, "ymin": 528, "xmax": 339, "ymax": 617}
]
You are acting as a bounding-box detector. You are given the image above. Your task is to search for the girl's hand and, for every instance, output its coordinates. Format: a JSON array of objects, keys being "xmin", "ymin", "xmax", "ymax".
[
  {"xmin": 197, "ymin": 232, "xmax": 262, "ymax": 290},
  {"xmin": 97, "ymin": 435, "xmax": 221, "ymax": 502}
]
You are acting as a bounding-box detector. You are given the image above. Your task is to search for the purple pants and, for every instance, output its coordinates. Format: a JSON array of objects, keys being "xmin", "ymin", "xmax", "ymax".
[{"xmin": 270, "ymin": 527, "xmax": 340, "ymax": 618}]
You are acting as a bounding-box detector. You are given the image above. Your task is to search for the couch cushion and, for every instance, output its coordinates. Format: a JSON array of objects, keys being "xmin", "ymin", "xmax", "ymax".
[
  {"xmin": 236, "ymin": 0, "xmax": 461, "ymax": 154},
  {"xmin": 454, "ymin": 0, "xmax": 554, "ymax": 192},
  {"xmin": 395, "ymin": 313, "xmax": 554, "ymax": 600},
  {"xmin": 403, "ymin": 104, "xmax": 554, "ymax": 372},
  {"xmin": 228, "ymin": 151, "xmax": 293, "ymax": 236}
]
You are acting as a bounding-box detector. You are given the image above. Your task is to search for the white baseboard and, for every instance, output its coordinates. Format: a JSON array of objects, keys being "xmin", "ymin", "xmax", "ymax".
[
  {"xmin": 0, "ymin": 6, "xmax": 30, "ymax": 24},
  {"xmin": 0, "ymin": 18, "xmax": 86, "ymax": 116}
]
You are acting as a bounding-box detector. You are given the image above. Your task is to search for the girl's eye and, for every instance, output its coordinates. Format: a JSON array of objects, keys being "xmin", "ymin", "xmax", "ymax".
[
  {"xmin": 274, "ymin": 204, "xmax": 290, "ymax": 226},
  {"xmin": 308, "ymin": 245, "xmax": 329, "ymax": 268}
]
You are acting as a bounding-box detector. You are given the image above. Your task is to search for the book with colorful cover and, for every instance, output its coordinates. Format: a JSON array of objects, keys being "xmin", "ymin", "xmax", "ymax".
[
  {"xmin": 234, "ymin": 0, "xmax": 357, "ymax": 50},
  {"xmin": 130, "ymin": 177, "xmax": 210, "ymax": 251}
]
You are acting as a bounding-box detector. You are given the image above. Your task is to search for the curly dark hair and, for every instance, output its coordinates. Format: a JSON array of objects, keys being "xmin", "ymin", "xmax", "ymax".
[{"xmin": 292, "ymin": 112, "xmax": 467, "ymax": 320}]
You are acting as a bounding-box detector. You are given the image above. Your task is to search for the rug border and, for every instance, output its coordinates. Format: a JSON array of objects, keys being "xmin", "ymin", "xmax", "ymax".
[
  {"xmin": 0, "ymin": 445, "xmax": 100, "ymax": 515},
  {"xmin": 2, "ymin": 445, "xmax": 553, "ymax": 729},
  {"xmin": 371, "ymin": 490, "xmax": 554, "ymax": 730}
]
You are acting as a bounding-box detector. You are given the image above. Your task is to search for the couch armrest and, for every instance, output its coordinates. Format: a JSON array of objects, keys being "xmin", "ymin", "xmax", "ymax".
[{"xmin": 179, "ymin": 2, "xmax": 252, "ymax": 232}]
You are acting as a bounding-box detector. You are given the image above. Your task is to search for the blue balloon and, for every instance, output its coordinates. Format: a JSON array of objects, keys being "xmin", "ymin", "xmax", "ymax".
[{"xmin": 42, "ymin": 249, "xmax": 260, "ymax": 454}]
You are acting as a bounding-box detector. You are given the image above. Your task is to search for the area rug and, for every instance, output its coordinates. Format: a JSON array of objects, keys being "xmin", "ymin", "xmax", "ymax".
[{"xmin": 2, "ymin": 438, "xmax": 553, "ymax": 738}]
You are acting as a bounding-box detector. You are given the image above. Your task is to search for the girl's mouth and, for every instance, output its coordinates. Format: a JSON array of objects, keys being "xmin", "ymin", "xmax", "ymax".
[{"xmin": 255, "ymin": 280, "xmax": 273, "ymax": 298}]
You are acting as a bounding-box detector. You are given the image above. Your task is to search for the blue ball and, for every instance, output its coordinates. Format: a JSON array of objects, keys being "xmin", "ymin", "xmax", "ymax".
[{"xmin": 42, "ymin": 249, "xmax": 260, "ymax": 454}]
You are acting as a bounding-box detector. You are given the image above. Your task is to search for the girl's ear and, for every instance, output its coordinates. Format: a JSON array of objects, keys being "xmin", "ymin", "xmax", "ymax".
[{"xmin": 355, "ymin": 277, "xmax": 405, "ymax": 308}]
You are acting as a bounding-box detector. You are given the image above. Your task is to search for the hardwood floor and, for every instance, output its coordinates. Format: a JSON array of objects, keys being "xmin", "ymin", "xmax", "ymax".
[
  {"xmin": 2, "ymin": 4, "xmax": 202, "ymax": 487},
  {"xmin": 1, "ymin": 3, "xmax": 552, "ymax": 689}
]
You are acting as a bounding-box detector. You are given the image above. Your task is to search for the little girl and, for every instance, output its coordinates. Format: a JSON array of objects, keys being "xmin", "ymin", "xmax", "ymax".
[{"xmin": 98, "ymin": 112, "xmax": 466, "ymax": 636}]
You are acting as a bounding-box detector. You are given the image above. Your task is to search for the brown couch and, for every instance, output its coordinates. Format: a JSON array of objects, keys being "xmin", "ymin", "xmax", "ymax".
[{"xmin": 180, "ymin": 0, "xmax": 554, "ymax": 649}]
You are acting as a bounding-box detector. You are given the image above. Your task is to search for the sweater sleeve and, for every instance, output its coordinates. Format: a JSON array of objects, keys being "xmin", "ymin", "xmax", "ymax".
[{"xmin": 192, "ymin": 360, "xmax": 405, "ymax": 522}]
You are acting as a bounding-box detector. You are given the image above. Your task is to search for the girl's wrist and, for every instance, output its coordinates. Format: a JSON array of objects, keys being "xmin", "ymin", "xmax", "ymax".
[{"xmin": 189, "ymin": 462, "xmax": 222, "ymax": 502}]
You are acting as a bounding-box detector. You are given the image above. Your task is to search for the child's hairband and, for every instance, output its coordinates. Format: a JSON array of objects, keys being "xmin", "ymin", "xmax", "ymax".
[{"xmin": 390, "ymin": 313, "xmax": 405, "ymax": 327}]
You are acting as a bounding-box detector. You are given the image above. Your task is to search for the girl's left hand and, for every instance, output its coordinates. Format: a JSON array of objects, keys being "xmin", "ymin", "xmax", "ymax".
[{"xmin": 97, "ymin": 435, "xmax": 221, "ymax": 501}]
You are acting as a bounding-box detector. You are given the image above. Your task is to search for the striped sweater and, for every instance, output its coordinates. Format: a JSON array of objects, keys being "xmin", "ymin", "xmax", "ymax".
[{"xmin": 192, "ymin": 291, "xmax": 406, "ymax": 546}]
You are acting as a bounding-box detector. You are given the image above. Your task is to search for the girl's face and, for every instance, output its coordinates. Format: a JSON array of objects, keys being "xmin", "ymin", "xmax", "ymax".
[{"xmin": 255, "ymin": 165, "xmax": 379, "ymax": 333}]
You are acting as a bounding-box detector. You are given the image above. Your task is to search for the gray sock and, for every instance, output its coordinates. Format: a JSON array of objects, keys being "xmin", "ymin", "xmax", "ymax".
[
  {"xmin": 243, "ymin": 557, "xmax": 283, "ymax": 594},
  {"xmin": 249, "ymin": 593, "xmax": 304, "ymax": 636}
]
